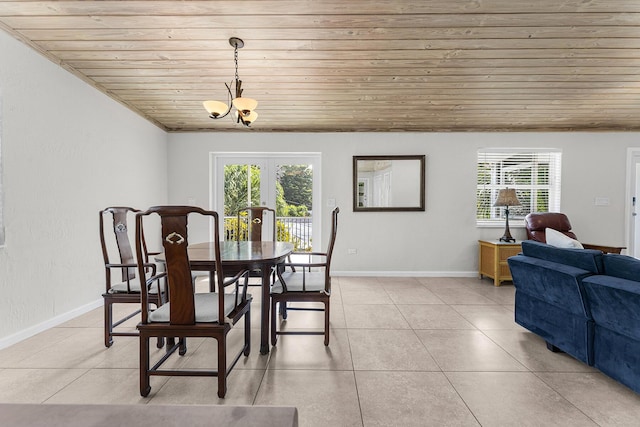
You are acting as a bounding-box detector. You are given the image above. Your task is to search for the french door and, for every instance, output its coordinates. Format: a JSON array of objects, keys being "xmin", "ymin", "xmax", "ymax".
[
  {"xmin": 626, "ymin": 148, "xmax": 640, "ymax": 258},
  {"xmin": 212, "ymin": 153, "xmax": 320, "ymax": 250}
]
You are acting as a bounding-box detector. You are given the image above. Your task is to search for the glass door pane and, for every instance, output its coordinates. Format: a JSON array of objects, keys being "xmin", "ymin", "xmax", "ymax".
[
  {"xmin": 223, "ymin": 163, "xmax": 261, "ymax": 214},
  {"xmin": 276, "ymin": 163, "xmax": 313, "ymax": 251},
  {"xmin": 221, "ymin": 162, "xmax": 264, "ymax": 240}
]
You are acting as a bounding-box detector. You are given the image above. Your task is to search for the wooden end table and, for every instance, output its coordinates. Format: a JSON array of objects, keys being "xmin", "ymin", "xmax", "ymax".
[{"xmin": 478, "ymin": 240, "xmax": 522, "ymax": 286}]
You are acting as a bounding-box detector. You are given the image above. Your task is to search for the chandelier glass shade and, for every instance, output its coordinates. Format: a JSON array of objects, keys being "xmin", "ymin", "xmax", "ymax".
[
  {"xmin": 202, "ymin": 37, "xmax": 258, "ymax": 127},
  {"xmin": 202, "ymin": 100, "xmax": 228, "ymax": 118}
]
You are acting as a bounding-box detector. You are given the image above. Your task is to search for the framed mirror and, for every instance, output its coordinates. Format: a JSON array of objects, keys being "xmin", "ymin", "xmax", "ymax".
[{"xmin": 353, "ymin": 155, "xmax": 426, "ymax": 212}]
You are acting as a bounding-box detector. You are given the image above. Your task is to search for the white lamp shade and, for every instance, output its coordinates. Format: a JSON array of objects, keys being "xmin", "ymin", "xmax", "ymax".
[
  {"xmin": 232, "ymin": 97, "xmax": 258, "ymax": 112},
  {"xmin": 234, "ymin": 110, "xmax": 258, "ymax": 125},
  {"xmin": 243, "ymin": 110, "xmax": 258, "ymax": 124},
  {"xmin": 203, "ymin": 100, "xmax": 229, "ymax": 117}
]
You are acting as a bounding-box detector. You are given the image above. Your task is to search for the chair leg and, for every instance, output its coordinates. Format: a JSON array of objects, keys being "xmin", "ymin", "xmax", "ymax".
[
  {"xmin": 271, "ymin": 298, "xmax": 278, "ymax": 346},
  {"xmin": 280, "ymin": 301, "xmax": 288, "ymax": 319},
  {"xmin": 152, "ymin": 297, "xmax": 165, "ymax": 349},
  {"xmin": 104, "ymin": 300, "xmax": 113, "ymax": 348},
  {"xmin": 244, "ymin": 309, "xmax": 251, "ymax": 356},
  {"xmin": 324, "ymin": 301, "xmax": 330, "ymax": 346},
  {"xmin": 179, "ymin": 337, "xmax": 187, "ymax": 356},
  {"xmin": 140, "ymin": 333, "xmax": 151, "ymax": 397},
  {"xmin": 166, "ymin": 337, "xmax": 176, "ymax": 352},
  {"xmin": 217, "ymin": 336, "xmax": 227, "ymax": 398}
]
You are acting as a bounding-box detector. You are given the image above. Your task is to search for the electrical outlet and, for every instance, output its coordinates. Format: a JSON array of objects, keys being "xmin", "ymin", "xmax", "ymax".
[{"xmin": 347, "ymin": 248, "xmax": 357, "ymax": 255}]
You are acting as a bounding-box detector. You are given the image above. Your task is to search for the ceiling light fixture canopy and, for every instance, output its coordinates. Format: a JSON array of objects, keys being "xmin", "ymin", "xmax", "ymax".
[{"xmin": 203, "ymin": 37, "xmax": 258, "ymax": 127}]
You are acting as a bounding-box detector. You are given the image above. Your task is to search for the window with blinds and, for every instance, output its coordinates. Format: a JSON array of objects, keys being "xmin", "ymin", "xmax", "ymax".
[{"xmin": 477, "ymin": 148, "xmax": 562, "ymax": 226}]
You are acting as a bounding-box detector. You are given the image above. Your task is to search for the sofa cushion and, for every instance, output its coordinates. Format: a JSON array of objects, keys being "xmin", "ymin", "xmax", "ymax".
[
  {"xmin": 583, "ymin": 275, "xmax": 640, "ymax": 340},
  {"xmin": 520, "ymin": 240, "xmax": 603, "ymax": 273},
  {"xmin": 601, "ymin": 253, "xmax": 640, "ymax": 282},
  {"xmin": 545, "ymin": 228, "xmax": 584, "ymax": 249}
]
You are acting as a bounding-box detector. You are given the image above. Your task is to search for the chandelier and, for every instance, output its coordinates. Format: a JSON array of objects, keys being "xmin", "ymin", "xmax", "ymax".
[{"xmin": 202, "ymin": 37, "xmax": 258, "ymax": 127}]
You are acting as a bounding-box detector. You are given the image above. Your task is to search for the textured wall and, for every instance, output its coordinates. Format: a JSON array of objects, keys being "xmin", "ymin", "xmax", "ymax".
[
  {"xmin": 167, "ymin": 132, "xmax": 637, "ymax": 275},
  {"xmin": 0, "ymin": 31, "xmax": 168, "ymax": 344}
]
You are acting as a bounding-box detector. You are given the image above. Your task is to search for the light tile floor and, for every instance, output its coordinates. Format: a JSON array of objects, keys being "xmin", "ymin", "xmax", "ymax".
[{"xmin": 2, "ymin": 276, "xmax": 640, "ymax": 426}]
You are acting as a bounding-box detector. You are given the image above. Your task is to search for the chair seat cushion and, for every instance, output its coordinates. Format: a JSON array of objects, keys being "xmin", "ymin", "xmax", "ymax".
[
  {"xmin": 271, "ymin": 271, "xmax": 327, "ymax": 294},
  {"xmin": 108, "ymin": 276, "xmax": 165, "ymax": 294},
  {"xmin": 109, "ymin": 277, "xmax": 143, "ymax": 293},
  {"xmin": 148, "ymin": 292, "xmax": 250, "ymax": 323}
]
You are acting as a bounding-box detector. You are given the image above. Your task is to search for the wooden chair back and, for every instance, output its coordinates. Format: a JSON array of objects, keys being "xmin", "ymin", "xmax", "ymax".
[
  {"xmin": 324, "ymin": 207, "xmax": 340, "ymax": 281},
  {"xmin": 236, "ymin": 207, "xmax": 276, "ymax": 242},
  {"xmin": 100, "ymin": 207, "xmax": 139, "ymax": 282},
  {"xmin": 135, "ymin": 205, "xmax": 226, "ymax": 325}
]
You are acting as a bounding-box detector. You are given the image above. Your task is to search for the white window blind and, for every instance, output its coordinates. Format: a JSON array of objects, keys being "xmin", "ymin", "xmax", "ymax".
[{"xmin": 477, "ymin": 148, "xmax": 562, "ymax": 226}]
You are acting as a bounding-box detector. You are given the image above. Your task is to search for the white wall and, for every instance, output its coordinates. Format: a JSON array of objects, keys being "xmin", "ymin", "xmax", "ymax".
[
  {"xmin": 0, "ymin": 31, "xmax": 168, "ymax": 345},
  {"xmin": 168, "ymin": 132, "xmax": 637, "ymax": 275}
]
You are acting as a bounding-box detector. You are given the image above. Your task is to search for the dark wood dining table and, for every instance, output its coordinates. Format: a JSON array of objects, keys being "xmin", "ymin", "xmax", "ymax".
[{"xmin": 176, "ymin": 241, "xmax": 294, "ymax": 354}]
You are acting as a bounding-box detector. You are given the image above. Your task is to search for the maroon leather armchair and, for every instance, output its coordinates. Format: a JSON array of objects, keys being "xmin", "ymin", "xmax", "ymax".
[{"xmin": 524, "ymin": 212, "xmax": 624, "ymax": 254}]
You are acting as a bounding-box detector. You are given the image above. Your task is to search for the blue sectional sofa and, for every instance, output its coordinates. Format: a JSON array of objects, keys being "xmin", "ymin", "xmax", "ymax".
[
  {"xmin": 507, "ymin": 240, "xmax": 640, "ymax": 393},
  {"xmin": 582, "ymin": 254, "xmax": 640, "ymax": 394}
]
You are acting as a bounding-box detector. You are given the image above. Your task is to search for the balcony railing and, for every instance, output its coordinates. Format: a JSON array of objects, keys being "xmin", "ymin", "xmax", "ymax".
[{"xmin": 224, "ymin": 216, "xmax": 312, "ymax": 251}]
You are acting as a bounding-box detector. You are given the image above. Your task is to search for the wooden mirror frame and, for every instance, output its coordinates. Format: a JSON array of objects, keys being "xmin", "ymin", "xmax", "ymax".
[{"xmin": 353, "ymin": 155, "xmax": 426, "ymax": 212}]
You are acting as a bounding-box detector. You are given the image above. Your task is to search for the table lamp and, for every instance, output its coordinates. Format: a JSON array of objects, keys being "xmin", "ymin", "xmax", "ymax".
[{"xmin": 494, "ymin": 188, "xmax": 521, "ymax": 243}]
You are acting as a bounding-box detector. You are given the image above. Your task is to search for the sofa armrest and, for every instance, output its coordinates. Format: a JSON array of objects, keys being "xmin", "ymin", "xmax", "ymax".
[{"xmin": 508, "ymin": 255, "xmax": 594, "ymax": 317}]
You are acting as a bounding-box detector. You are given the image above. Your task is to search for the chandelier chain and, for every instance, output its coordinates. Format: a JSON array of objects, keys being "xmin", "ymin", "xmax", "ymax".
[{"xmin": 234, "ymin": 45, "xmax": 239, "ymax": 81}]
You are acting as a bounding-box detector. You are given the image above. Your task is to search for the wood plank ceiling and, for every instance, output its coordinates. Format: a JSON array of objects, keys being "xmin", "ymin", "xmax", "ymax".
[{"xmin": 1, "ymin": 1, "xmax": 640, "ymax": 132}]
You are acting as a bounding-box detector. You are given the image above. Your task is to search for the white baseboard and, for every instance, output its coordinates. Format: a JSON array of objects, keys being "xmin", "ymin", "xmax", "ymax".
[
  {"xmin": 0, "ymin": 298, "xmax": 102, "ymax": 350},
  {"xmin": 333, "ymin": 271, "xmax": 478, "ymax": 278}
]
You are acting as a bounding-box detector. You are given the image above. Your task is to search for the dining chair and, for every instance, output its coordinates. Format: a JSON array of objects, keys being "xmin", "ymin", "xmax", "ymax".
[
  {"xmin": 135, "ymin": 206, "xmax": 252, "ymax": 398},
  {"xmin": 99, "ymin": 206, "xmax": 165, "ymax": 348},
  {"xmin": 233, "ymin": 206, "xmax": 282, "ymax": 285},
  {"xmin": 270, "ymin": 207, "xmax": 339, "ymax": 346}
]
